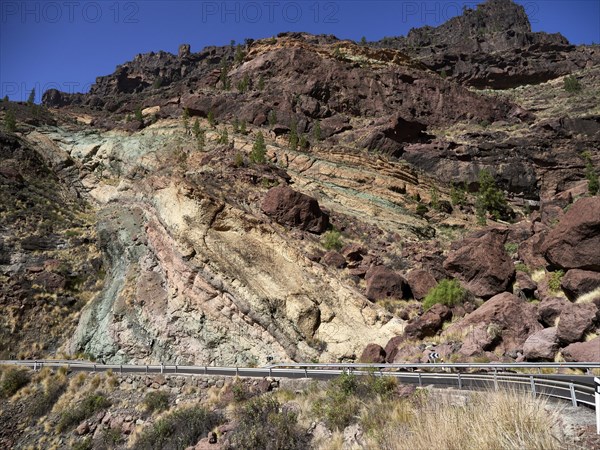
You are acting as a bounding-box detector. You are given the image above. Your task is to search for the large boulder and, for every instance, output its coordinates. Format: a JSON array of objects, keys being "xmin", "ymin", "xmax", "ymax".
[
  {"xmin": 404, "ymin": 304, "xmax": 452, "ymax": 340},
  {"xmin": 405, "ymin": 269, "xmax": 437, "ymax": 300},
  {"xmin": 443, "ymin": 229, "xmax": 514, "ymax": 298},
  {"xmin": 364, "ymin": 266, "xmax": 408, "ymax": 301},
  {"xmin": 542, "ymin": 197, "xmax": 600, "ymax": 271},
  {"xmin": 523, "ymin": 327, "xmax": 558, "ymax": 361},
  {"xmin": 560, "ymin": 269, "xmax": 600, "ymax": 301},
  {"xmin": 359, "ymin": 343, "xmax": 387, "ymax": 363},
  {"xmin": 561, "ymin": 337, "xmax": 600, "ymax": 362},
  {"xmin": 556, "ymin": 303, "xmax": 598, "ymax": 345},
  {"xmin": 537, "ymin": 296, "xmax": 570, "ymax": 327},
  {"xmin": 384, "ymin": 336, "xmax": 405, "ymax": 363},
  {"xmin": 445, "ymin": 292, "xmax": 542, "ymax": 355},
  {"xmin": 261, "ymin": 186, "xmax": 329, "ymax": 234}
]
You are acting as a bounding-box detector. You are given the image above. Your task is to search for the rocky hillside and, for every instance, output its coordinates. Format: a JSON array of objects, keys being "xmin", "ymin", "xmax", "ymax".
[{"xmin": 0, "ymin": 0, "xmax": 598, "ymax": 371}]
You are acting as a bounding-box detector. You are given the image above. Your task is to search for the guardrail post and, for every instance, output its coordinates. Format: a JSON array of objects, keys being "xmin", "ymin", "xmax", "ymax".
[
  {"xmin": 269, "ymin": 367, "xmax": 272, "ymax": 378},
  {"xmin": 160, "ymin": 363, "xmax": 164, "ymax": 374},
  {"xmin": 493, "ymin": 369, "xmax": 498, "ymax": 391},
  {"xmin": 175, "ymin": 365, "xmax": 178, "ymax": 374},
  {"xmin": 304, "ymin": 368, "xmax": 308, "ymax": 378},
  {"xmin": 146, "ymin": 365, "xmax": 148, "ymax": 375},
  {"xmin": 236, "ymin": 367, "xmax": 239, "ymax": 377},
  {"xmin": 33, "ymin": 361, "xmax": 37, "ymax": 372},
  {"xmin": 594, "ymin": 377, "xmax": 599, "ymax": 435},
  {"xmin": 530, "ymin": 375, "xmax": 536, "ymax": 398},
  {"xmin": 458, "ymin": 372, "xmax": 462, "ymax": 390},
  {"xmin": 94, "ymin": 364, "xmax": 97, "ymax": 372},
  {"xmin": 569, "ymin": 383, "xmax": 577, "ymax": 407},
  {"xmin": 418, "ymin": 372, "xmax": 422, "ymax": 387},
  {"xmin": 120, "ymin": 364, "xmax": 122, "ymax": 375},
  {"xmin": 204, "ymin": 366, "xmax": 207, "ymax": 375}
]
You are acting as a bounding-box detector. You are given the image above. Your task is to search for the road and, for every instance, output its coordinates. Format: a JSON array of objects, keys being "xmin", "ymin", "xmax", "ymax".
[{"xmin": 1, "ymin": 360, "xmax": 598, "ymax": 408}]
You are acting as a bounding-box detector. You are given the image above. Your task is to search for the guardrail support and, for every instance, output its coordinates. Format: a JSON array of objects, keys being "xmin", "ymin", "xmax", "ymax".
[
  {"xmin": 530, "ymin": 375, "xmax": 536, "ymax": 398},
  {"xmin": 594, "ymin": 377, "xmax": 599, "ymax": 435},
  {"xmin": 569, "ymin": 383, "xmax": 577, "ymax": 407},
  {"xmin": 418, "ymin": 372, "xmax": 422, "ymax": 387},
  {"xmin": 236, "ymin": 367, "xmax": 239, "ymax": 377},
  {"xmin": 120, "ymin": 364, "xmax": 122, "ymax": 375},
  {"xmin": 160, "ymin": 363, "xmax": 164, "ymax": 374},
  {"xmin": 304, "ymin": 368, "xmax": 308, "ymax": 378},
  {"xmin": 493, "ymin": 369, "xmax": 498, "ymax": 391},
  {"xmin": 145, "ymin": 365, "xmax": 148, "ymax": 375},
  {"xmin": 33, "ymin": 361, "xmax": 37, "ymax": 372},
  {"xmin": 269, "ymin": 367, "xmax": 272, "ymax": 378},
  {"xmin": 458, "ymin": 372, "xmax": 462, "ymax": 390},
  {"xmin": 204, "ymin": 366, "xmax": 207, "ymax": 375},
  {"xmin": 175, "ymin": 365, "xmax": 178, "ymax": 374}
]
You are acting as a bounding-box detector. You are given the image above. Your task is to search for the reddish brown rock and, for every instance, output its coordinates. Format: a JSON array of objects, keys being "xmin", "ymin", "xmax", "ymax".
[
  {"xmin": 458, "ymin": 324, "xmax": 496, "ymax": 357},
  {"xmin": 33, "ymin": 271, "xmax": 66, "ymax": 290},
  {"xmin": 556, "ymin": 303, "xmax": 598, "ymax": 345},
  {"xmin": 405, "ymin": 269, "xmax": 437, "ymax": 300},
  {"xmin": 515, "ymin": 271, "xmax": 537, "ymax": 298},
  {"xmin": 404, "ymin": 304, "xmax": 452, "ymax": 340},
  {"xmin": 561, "ymin": 337, "xmax": 600, "ymax": 362},
  {"xmin": 384, "ymin": 335, "xmax": 405, "ymax": 363},
  {"xmin": 445, "ymin": 292, "xmax": 542, "ymax": 354},
  {"xmin": 561, "ymin": 269, "xmax": 600, "ymax": 301},
  {"xmin": 523, "ymin": 327, "xmax": 558, "ymax": 361},
  {"xmin": 542, "ymin": 197, "xmax": 600, "ymax": 271},
  {"xmin": 261, "ymin": 185, "xmax": 329, "ymax": 234},
  {"xmin": 321, "ymin": 251, "xmax": 346, "ymax": 269},
  {"xmin": 443, "ymin": 229, "xmax": 514, "ymax": 298},
  {"xmin": 364, "ymin": 266, "xmax": 408, "ymax": 301},
  {"xmin": 359, "ymin": 343, "xmax": 387, "ymax": 363},
  {"xmin": 518, "ymin": 232, "xmax": 548, "ymax": 270},
  {"xmin": 537, "ymin": 296, "xmax": 570, "ymax": 327},
  {"xmin": 340, "ymin": 244, "xmax": 365, "ymax": 263}
]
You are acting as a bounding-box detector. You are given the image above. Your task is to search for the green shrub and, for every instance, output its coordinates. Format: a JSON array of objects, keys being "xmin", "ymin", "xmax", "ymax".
[
  {"xmin": 504, "ymin": 242, "xmax": 518, "ymax": 255},
  {"xmin": 144, "ymin": 391, "xmax": 170, "ymax": 413},
  {"xmin": 250, "ymin": 132, "xmax": 267, "ymax": 164},
  {"xmin": 476, "ymin": 169, "xmax": 508, "ymax": 223},
  {"xmin": 583, "ymin": 151, "xmax": 599, "ymax": 196},
  {"xmin": 563, "ymin": 75, "xmax": 582, "ymax": 93},
  {"xmin": 4, "ymin": 110, "xmax": 16, "ymax": 132},
  {"xmin": 515, "ymin": 263, "xmax": 530, "ymax": 274},
  {"xmin": 312, "ymin": 120, "xmax": 322, "ymax": 141},
  {"xmin": 217, "ymin": 127, "xmax": 229, "ymax": 145},
  {"xmin": 548, "ymin": 270, "xmax": 564, "ymax": 293},
  {"xmin": 268, "ymin": 110, "xmax": 277, "ymax": 128},
  {"xmin": 450, "ymin": 183, "xmax": 467, "ymax": 206},
  {"xmin": 135, "ymin": 107, "xmax": 143, "ymax": 122},
  {"xmin": 57, "ymin": 393, "xmax": 111, "ymax": 432},
  {"xmin": 423, "ymin": 279, "xmax": 467, "ymax": 310},
  {"xmin": 29, "ymin": 375, "xmax": 67, "ymax": 417},
  {"xmin": 416, "ymin": 203, "xmax": 429, "ymax": 216},
  {"xmin": 321, "ymin": 230, "xmax": 343, "ymax": 251},
  {"xmin": 133, "ymin": 406, "xmax": 223, "ymax": 450},
  {"xmin": 313, "ymin": 388, "xmax": 360, "ymax": 431},
  {"xmin": 72, "ymin": 438, "xmax": 93, "ymax": 450},
  {"xmin": 0, "ymin": 367, "xmax": 30, "ymax": 398},
  {"xmin": 207, "ymin": 111, "xmax": 216, "ymax": 127},
  {"xmin": 228, "ymin": 395, "xmax": 306, "ymax": 450}
]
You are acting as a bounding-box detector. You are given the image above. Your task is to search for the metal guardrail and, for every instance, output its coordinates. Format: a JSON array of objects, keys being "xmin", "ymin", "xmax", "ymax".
[{"xmin": 1, "ymin": 360, "xmax": 598, "ymax": 409}]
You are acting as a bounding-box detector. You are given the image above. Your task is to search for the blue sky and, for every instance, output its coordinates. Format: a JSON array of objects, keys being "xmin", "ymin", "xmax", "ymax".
[{"xmin": 1, "ymin": 0, "xmax": 599, "ymax": 102}]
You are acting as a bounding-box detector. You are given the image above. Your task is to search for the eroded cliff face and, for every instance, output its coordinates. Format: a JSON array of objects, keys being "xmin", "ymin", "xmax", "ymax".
[{"xmin": 2, "ymin": 0, "xmax": 599, "ymax": 367}]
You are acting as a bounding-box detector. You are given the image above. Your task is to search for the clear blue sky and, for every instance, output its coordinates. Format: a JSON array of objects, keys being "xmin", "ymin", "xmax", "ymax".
[{"xmin": 1, "ymin": 1, "xmax": 599, "ymax": 102}]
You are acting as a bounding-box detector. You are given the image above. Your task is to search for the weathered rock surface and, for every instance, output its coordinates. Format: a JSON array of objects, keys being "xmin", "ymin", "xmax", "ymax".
[
  {"xmin": 359, "ymin": 343, "xmax": 386, "ymax": 363},
  {"xmin": 560, "ymin": 269, "xmax": 600, "ymax": 301},
  {"xmin": 556, "ymin": 303, "xmax": 598, "ymax": 345},
  {"xmin": 443, "ymin": 229, "xmax": 514, "ymax": 298},
  {"xmin": 445, "ymin": 292, "xmax": 542, "ymax": 355},
  {"xmin": 542, "ymin": 197, "xmax": 600, "ymax": 271},
  {"xmin": 537, "ymin": 296, "xmax": 570, "ymax": 327},
  {"xmin": 365, "ymin": 266, "xmax": 408, "ymax": 301},
  {"xmin": 405, "ymin": 269, "xmax": 437, "ymax": 300},
  {"xmin": 561, "ymin": 337, "xmax": 600, "ymax": 362},
  {"xmin": 404, "ymin": 304, "xmax": 452, "ymax": 340},
  {"xmin": 261, "ymin": 185, "xmax": 329, "ymax": 233},
  {"xmin": 523, "ymin": 327, "xmax": 558, "ymax": 361}
]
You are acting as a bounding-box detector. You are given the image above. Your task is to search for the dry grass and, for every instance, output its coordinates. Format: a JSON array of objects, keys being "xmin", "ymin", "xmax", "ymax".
[
  {"xmin": 576, "ymin": 286, "xmax": 600, "ymax": 304},
  {"xmin": 363, "ymin": 389, "xmax": 564, "ymax": 450}
]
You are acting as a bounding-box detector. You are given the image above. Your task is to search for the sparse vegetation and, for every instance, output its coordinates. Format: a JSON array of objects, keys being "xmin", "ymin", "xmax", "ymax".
[
  {"xmin": 0, "ymin": 366, "xmax": 31, "ymax": 398},
  {"xmin": 312, "ymin": 120, "xmax": 322, "ymax": 141},
  {"xmin": 423, "ymin": 279, "xmax": 467, "ymax": 310},
  {"xmin": 143, "ymin": 391, "xmax": 170, "ymax": 413},
  {"xmin": 250, "ymin": 131, "xmax": 267, "ymax": 163},
  {"xmin": 563, "ymin": 75, "xmax": 582, "ymax": 93},
  {"xmin": 135, "ymin": 107, "xmax": 143, "ymax": 122},
  {"xmin": 268, "ymin": 110, "xmax": 277, "ymax": 128},
  {"xmin": 57, "ymin": 392, "xmax": 111, "ymax": 432},
  {"xmin": 132, "ymin": 406, "xmax": 223, "ymax": 450},
  {"xmin": 321, "ymin": 229, "xmax": 343, "ymax": 251},
  {"xmin": 4, "ymin": 109, "xmax": 16, "ymax": 132},
  {"xmin": 450, "ymin": 183, "xmax": 468, "ymax": 206},
  {"xmin": 548, "ymin": 270, "xmax": 565, "ymax": 293},
  {"xmin": 583, "ymin": 151, "xmax": 599, "ymax": 195},
  {"xmin": 27, "ymin": 88, "xmax": 36, "ymax": 105},
  {"xmin": 227, "ymin": 395, "xmax": 306, "ymax": 450},
  {"xmin": 207, "ymin": 111, "xmax": 216, "ymax": 127},
  {"xmin": 476, "ymin": 169, "xmax": 508, "ymax": 224}
]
